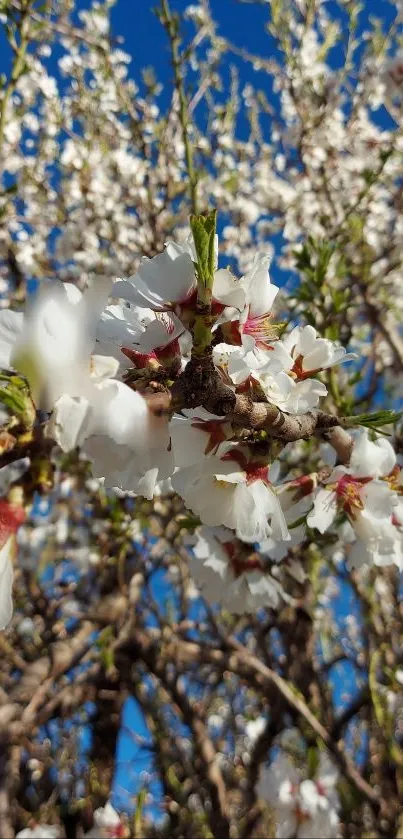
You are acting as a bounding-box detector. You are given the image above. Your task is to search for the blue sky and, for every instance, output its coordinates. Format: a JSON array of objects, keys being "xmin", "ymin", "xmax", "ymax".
[{"xmin": 1, "ymin": 0, "xmax": 400, "ymax": 823}]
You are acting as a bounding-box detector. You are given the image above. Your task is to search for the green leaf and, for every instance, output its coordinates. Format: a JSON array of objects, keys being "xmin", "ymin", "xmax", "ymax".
[{"xmin": 346, "ymin": 410, "xmax": 402, "ymax": 433}]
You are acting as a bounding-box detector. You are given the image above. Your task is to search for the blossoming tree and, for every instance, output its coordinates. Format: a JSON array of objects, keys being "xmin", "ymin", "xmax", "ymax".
[{"xmin": 0, "ymin": 0, "xmax": 402, "ymax": 836}]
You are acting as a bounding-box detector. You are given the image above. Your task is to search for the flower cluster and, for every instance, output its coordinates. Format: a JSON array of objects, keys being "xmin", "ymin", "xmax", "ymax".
[
  {"xmin": 256, "ymin": 752, "xmax": 340, "ymax": 839},
  {"xmin": 308, "ymin": 432, "xmax": 403, "ymax": 569},
  {"xmin": 0, "ymin": 227, "xmax": 401, "ymax": 625}
]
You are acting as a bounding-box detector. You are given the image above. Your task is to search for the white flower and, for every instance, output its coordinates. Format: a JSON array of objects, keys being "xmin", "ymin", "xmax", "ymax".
[
  {"xmin": 257, "ymin": 752, "xmax": 340, "ymax": 839},
  {"xmin": 0, "ymin": 279, "xmax": 112, "ymax": 410},
  {"xmin": 50, "ymin": 382, "xmax": 173, "ymax": 497},
  {"xmin": 282, "ymin": 325, "xmax": 356, "ymax": 375},
  {"xmin": 191, "ymin": 526, "xmax": 285, "ymax": 612},
  {"xmin": 16, "ymin": 826, "xmax": 60, "ymax": 838},
  {"xmin": 114, "ymin": 234, "xmax": 246, "ymax": 313},
  {"xmin": 245, "ymin": 717, "xmax": 267, "ymax": 743},
  {"xmin": 172, "ymin": 451, "xmax": 289, "ymax": 543},
  {"xmin": 257, "ymin": 369, "xmax": 328, "ymax": 414},
  {"xmin": 85, "ymin": 801, "xmax": 123, "ymax": 838},
  {"xmin": 97, "ymin": 300, "xmax": 188, "ymax": 369},
  {"xmin": 307, "ymin": 440, "xmax": 400, "ymax": 569},
  {"xmin": 169, "ymin": 407, "xmax": 230, "ymax": 468},
  {"xmin": 113, "ymin": 241, "xmax": 197, "ymax": 310},
  {"xmin": 348, "ymin": 430, "xmax": 396, "ymax": 478},
  {"xmin": 212, "ymin": 341, "xmax": 270, "ymax": 386},
  {"xmin": 216, "ymin": 253, "xmax": 280, "ymax": 353}
]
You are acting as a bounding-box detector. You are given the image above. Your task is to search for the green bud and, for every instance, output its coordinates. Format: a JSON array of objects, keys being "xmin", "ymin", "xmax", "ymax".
[{"xmin": 190, "ymin": 209, "xmax": 217, "ymax": 306}]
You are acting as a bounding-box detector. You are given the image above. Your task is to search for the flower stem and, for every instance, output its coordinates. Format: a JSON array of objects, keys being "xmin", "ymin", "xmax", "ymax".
[
  {"xmin": 159, "ymin": 0, "xmax": 199, "ymax": 214},
  {"xmin": 0, "ymin": 2, "xmax": 32, "ymax": 157}
]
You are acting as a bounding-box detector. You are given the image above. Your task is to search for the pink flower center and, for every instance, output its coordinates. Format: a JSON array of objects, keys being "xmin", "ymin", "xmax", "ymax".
[
  {"xmin": 222, "ymin": 540, "xmax": 263, "ymax": 578},
  {"xmin": 0, "ymin": 500, "xmax": 25, "ymax": 547},
  {"xmin": 288, "ymin": 473, "xmax": 317, "ymax": 501},
  {"xmin": 122, "ymin": 348, "xmax": 158, "ymax": 368},
  {"xmin": 333, "ymin": 474, "xmax": 372, "ymax": 519},
  {"xmin": 290, "ymin": 353, "xmax": 321, "ymax": 381},
  {"xmin": 220, "ymin": 450, "xmax": 270, "ymax": 484},
  {"xmin": 242, "ymin": 311, "xmax": 279, "ymax": 349},
  {"xmin": 191, "ymin": 419, "xmax": 230, "ymax": 455}
]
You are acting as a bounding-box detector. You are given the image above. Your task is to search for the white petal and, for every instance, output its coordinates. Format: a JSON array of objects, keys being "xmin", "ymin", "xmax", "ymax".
[
  {"xmin": 0, "ymin": 309, "xmax": 24, "ymax": 369},
  {"xmin": 94, "ymin": 802, "xmax": 120, "ymax": 829},
  {"xmin": 243, "ymin": 252, "xmax": 279, "ymax": 317},
  {"xmin": 350, "ymin": 431, "xmax": 396, "ymax": 478},
  {"xmin": 115, "ymin": 243, "xmax": 195, "ymax": 308},
  {"xmin": 213, "ymin": 268, "xmax": 246, "ymax": 310},
  {"xmin": 0, "ymin": 537, "xmax": 13, "ymax": 630},
  {"xmin": 307, "ymin": 488, "xmax": 337, "ymax": 533},
  {"xmin": 49, "ymin": 395, "xmax": 93, "ymax": 452},
  {"xmin": 91, "ymin": 354, "xmax": 120, "ymax": 382}
]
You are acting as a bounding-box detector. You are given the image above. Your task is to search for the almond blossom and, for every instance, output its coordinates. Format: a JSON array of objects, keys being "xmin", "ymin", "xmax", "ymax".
[
  {"xmin": 212, "ymin": 323, "xmax": 353, "ymax": 415},
  {"xmin": 85, "ymin": 802, "xmax": 125, "ymax": 838},
  {"xmin": 16, "ymin": 827, "xmax": 60, "ymax": 839},
  {"xmin": 172, "ymin": 448, "xmax": 289, "ymax": 544},
  {"xmin": 218, "ymin": 252, "xmax": 281, "ymax": 351},
  {"xmin": 114, "ymin": 234, "xmax": 246, "ymax": 314},
  {"xmin": 191, "ymin": 525, "xmax": 286, "ymax": 612},
  {"xmin": 307, "ymin": 432, "xmax": 401, "ymax": 569},
  {"xmin": 281, "ymin": 325, "xmax": 356, "ymax": 377},
  {"xmin": 256, "ymin": 752, "xmax": 340, "ymax": 839},
  {"xmin": 49, "ymin": 382, "xmax": 173, "ymax": 497},
  {"xmin": 97, "ymin": 300, "xmax": 190, "ymax": 373},
  {"xmin": 0, "ymin": 279, "xmax": 112, "ymax": 410}
]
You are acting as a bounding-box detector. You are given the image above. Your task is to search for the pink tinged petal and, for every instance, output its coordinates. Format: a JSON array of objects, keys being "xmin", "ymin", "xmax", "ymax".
[
  {"xmin": 93, "ymin": 802, "xmax": 121, "ymax": 830},
  {"xmin": 62, "ymin": 282, "xmax": 82, "ymax": 305},
  {"xmin": 169, "ymin": 415, "xmax": 212, "ymax": 468},
  {"xmin": 213, "ymin": 268, "xmax": 246, "ymax": 311},
  {"xmin": 115, "ymin": 244, "xmax": 196, "ymax": 309},
  {"xmin": 260, "ymin": 342, "xmax": 293, "ymax": 374},
  {"xmin": 134, "ymin": 312, "xmax": 184, "ymax": 353},
  {"xmin": 307, "ymin": 488, "xmax": 338, "ymax": 533},
  {"xmin": 90, "ymin": 381, "xmax": 151, "ymax": 448},
  {"xmin": 112, "ymin": 277, "xmax": 166, "ymax": 310},
  {"xmin": 78, "ymin": 276, "xmax": 114, "ymax": 346},
  {"xmin": 98, "ymin": 301, "xmax": 153, "ymax": 345},
  {"xmin": 302, "ymin": 344, "xmax": 351, "ymax": 372}
]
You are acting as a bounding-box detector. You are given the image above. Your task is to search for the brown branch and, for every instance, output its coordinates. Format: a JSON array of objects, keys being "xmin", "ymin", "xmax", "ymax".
[
  {"xmin": 140, "ymin": 628, "xmax": 383, "ymax": 813},
  {"xmin": 129, "ymin": 628, "xmax": 231, "ymax": 838}
]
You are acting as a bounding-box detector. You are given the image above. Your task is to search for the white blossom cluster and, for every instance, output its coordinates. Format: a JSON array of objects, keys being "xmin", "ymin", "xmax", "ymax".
[
  {"xmin": 15, "ymin": 800, "xmax": 124, "ymax": 838},
  {"xmin": 0, "ymin": 231, "xmax": 401, "ymax": 627},
  {"xmin": 256, "ymin": 752, "xmax": 340, "ymax": 839},
  {"xmin": 1, "ymin": 0, "xmax": 403, "ymax": 336}
]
